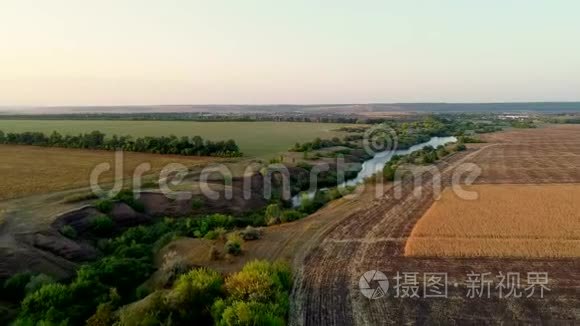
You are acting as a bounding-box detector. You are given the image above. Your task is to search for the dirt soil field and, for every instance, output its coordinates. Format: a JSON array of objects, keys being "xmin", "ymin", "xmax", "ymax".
[
  {"xmin": 0, "ymin": 145, "xmax": 214, "ymax": 200},
  {"xmin": 286, "ymin": 125, "xmax": 580, "ymax": 325},
  {"xmin": 405, "ymin": 184, "xmax": 580, "ymax": 258}
]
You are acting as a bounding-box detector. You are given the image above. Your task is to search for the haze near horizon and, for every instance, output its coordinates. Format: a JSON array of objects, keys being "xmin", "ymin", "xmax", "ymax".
[{"xmin": 1, "ymin": 0, "xmax": 579, "ymax": 106}]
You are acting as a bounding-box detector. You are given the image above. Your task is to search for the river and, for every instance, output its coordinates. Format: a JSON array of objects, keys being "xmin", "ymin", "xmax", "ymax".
[{"xmin": 291, "ymin": 136, "xmax": 457, "ymax": 206}]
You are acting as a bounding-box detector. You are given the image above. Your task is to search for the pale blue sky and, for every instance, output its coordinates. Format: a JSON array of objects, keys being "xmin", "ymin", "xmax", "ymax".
[{"xmin": 1, "ymin": 0, "xmax": 579, "ymax": 105}]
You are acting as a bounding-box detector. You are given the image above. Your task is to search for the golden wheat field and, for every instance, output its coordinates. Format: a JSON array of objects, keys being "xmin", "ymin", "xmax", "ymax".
[
  {"xmin": 404, "ymin": 184, "xmax": 580, "ymax": 258},
  {"xmin": 0, "ymin": 145, "xmax": 214, "ymax": 201}
]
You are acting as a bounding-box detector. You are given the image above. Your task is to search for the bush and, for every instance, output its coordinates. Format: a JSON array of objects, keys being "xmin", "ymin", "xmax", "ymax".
[
  {"xmin": 204, "ymin": 230, "xmax": 219, "ymax": 240},
  {"xmin": 135, "ymin": 285, "xmax": 152, "ymax": 300},
  {"xmin": 94, "ymin": 199, "xmax": 113, "ymax": 213},
  {"xmin": 295, "ymin": 161, "xmax": 312, "ymax": 171},
  {"xmin": 205, "ymin": 214, "xmax": 234, "ymax": 229},
  {"xmin": 59, "ymin": 225, "xmax": 77, "ymax": 239},
  {"xmin": 224, "ymin": 234, "xmax": 243, "ymax": 256},
  {"xmin": 116, "ymin": 291, "xmax": 169, "ymax": 326},
  {"xmin": 280, "ymin": 210, "xmax": 303, "ymax": 223},
  {"xmin": 214, "ymin": 227, "xmax": 227, "ymax": 241},
  {"xmin": 24, "ymin": 274, "xmax": 55, "ymax": 295},
  {"xmin": 266, "ymin": 216, "xmax": 280, "ymax": 226},
  {"xmin": 75, "ymin": 256, "xmax": 153, "ymax": 300},
  {"xmin": 91, "ymin": 215, "xmax": 115, "ymax": 236},
  {"xmin": 19, "ymin": 283, "xmax": 74, "ymax": 323},
  {"xmin": 153, "ymin": 232, "xmax": 178, "ymax": 253},
  {"xmin": 265, "ymin": 204, "xmax": 281, "ymax": 221},
  {"xmin": 214, "ymin": 260, "xmax": 292, "ymax": 325},
  {"xmin": 224, "ymin": 260, "xmax": 287, "ymax": 302},
  {"xmin": 86, "ymin": 303, "xmax": 116, "ymax": 326},
  {"xmin": 191, "ymin": 197, "xmax": 203, "ymax": 210},
  {"xmin": 214, "ymin": 300, "xmax": 285, "ymax": 326},
  {"xmin": 159, "ymin": 251, "xmax": 191, "ymax": 287},
  {"xmin": 240, "ymin": 226, "xmax": 262, "ymax": 241},
  {"xmin": 208, "ymin": 245, "xmax": 221, "ymax": 261},
  {"xmin": 2, "ymin": 272, "xmax": 33, "ymax": 301},
  {"xmin": 114, "ymin": 190, "xmax": 145, "ymax": 213},
  {"xmin": 166, "ymin": 268, "xmax": 223, "ymax": 323},
  {"xmin": 383, "ymin": 165, "xmax": 396, "ymax": 181}
]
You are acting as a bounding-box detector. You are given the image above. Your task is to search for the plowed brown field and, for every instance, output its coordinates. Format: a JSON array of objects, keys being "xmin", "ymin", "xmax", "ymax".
[{"xmin": 287, "ymin": 125, "xmax": 580, "ymax": 325}]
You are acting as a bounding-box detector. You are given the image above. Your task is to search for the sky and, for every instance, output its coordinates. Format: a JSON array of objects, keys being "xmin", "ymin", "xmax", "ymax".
[{"xmin": 1, "ymin": 0, "xmax": 579, "ymax": 106}]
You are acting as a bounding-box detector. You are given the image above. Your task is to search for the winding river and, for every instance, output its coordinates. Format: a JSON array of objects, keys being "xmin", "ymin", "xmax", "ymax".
[{"xmin": 291, "ymin": 136, "xmax": 457, "ymax": 206}]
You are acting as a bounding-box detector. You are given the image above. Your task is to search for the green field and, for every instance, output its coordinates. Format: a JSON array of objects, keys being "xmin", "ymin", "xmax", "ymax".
[{"xmin": 0, "ymin": 120, "xmax": 356, "ymax": 157}]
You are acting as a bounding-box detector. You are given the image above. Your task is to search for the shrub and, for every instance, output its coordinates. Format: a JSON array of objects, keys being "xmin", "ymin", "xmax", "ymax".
[
  {"xmin": 240, "ymin": 226, "xmax": 262, "ymax": 241},
  {"xmin": 114, "ymin": 190, "xmax": 145, "ymax": 213},
  {"xmin": 86, "ymin": 303, "xmax": 116, "ymax": 326},
  {"xmin": 91, "ymin": 215, "xmax": 115, "ymax": 237},
  {"xmin": 191, "ymin": 197, "xmax": 203, "ymax": 210},
  {"xmin": 266, "ymin": 216, "xmax": 280, "ymax": 226},
  {"xmin": 159, "ymin": 251, "xmax": 191, "ymax": 287},
  {"xmin": 19, "ymin": 283, "xmax": 74, "ymax": 323},
  {"xmin": 208, "ymin": 245, "xmax": 221, "ymax": 261},
  {"xmin": 265, "ymin": 204, "xmax": 281, "ymax": 221},
  {"xmin": 153, "ymin": 232, "xmax": 178, "ymax": 253},
  {"xmin": 224, "ymin": 234, "xmax": 243, "ymax": 256},
  {"xmin": 165, "ymin": 268, "xmax": 223, "ymax": 323},
  {"xmin": 214, "ymin": 227, "xmax": 227, "ymax": 241},
  {"xmin": 214, "ymin": 300, "xmax": 285, "ymax": 326},
  {"xmin": 75, "ymin": 256, "xmax": 153, "ymax": 300},
  {"xmin": 116, "ymin": 291, "xmax": 169, "ymax": 326},
  {"xmin": 281, "ymin": 210, "xmax": 303, "ymax": 222},
  {"xmin": 94, "ymin": 199, "xmax": 113, "ymax": 213},
  {"xmin": 383, "ymin": 164, "xmax": 396, "ymax": 181},
  {"xmin": 295, "ymin": 161, "xmax": 312, "ymax": 171},
  {"xmin": 205, "ymin": 230, "xmax": 219, "ymax": 240},
  {"xmin": 224, "ymin": 241, "xmax": 242, "ymax": 256},
  {"xmin": 59, "ymin": 225, "xmax": 77, "ymax": 239},
  {"xmin": 224, "ymin": 260, "xmax": 287, "ymax": 302},
  {"xmin": 2, "ymin": 272, "xmax": 33, "ymax": 301},
  {"xmin": 205, "ymin": 214, "xmax": 234, "ymax": 229},
  {"xmin": 214, "ymin": 260, "xmax": 292, "ymax": 325},
  {"xmin": 24, "ymin": 274, "xmax": 55, "ymax": 295},
  {"xmin": 225, "ymin": 272, "xmax": 274, "ymax": 302},
  {"xmin": 135, "ymin": 285, "xmax": 152, "ymax": 300},
  {"xmin": 113, "ymin": 243, "xmax": 151, "ymax": 259}
]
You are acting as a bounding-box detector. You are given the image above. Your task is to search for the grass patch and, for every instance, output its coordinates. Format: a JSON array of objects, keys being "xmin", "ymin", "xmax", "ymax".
[{"xmin": 0, "ymin": 120, "xmax": 357, "ymax": 157}]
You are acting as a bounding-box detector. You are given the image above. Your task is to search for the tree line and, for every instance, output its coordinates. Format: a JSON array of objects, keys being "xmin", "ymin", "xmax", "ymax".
[
  {"xmin": 0, "ymin": 112, "xmax": 362, "ymax": 123},
  {"xmin": 0, "ymin": 130, "xmax": 242, "ymax": 157}
]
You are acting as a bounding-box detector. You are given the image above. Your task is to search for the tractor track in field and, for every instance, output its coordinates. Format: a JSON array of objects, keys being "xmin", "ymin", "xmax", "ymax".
[{"xmin": 289, "ymin": 125, "xmax": 580, "ymax": 325}]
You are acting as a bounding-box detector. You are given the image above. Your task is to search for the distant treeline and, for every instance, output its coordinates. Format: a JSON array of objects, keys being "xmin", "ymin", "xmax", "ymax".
[
  {"xmin": 0, "ymin": 130, "xmax": 242, "ymax": 157},
  {"xmin": 0, "ymin": 113, "xmax": 362, "ymax": 123}
]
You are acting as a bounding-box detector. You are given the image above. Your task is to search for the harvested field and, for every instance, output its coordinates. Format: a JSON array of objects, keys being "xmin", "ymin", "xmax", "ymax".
[
  {"xmin": 475, "ymin": 125, "xmax": 580, "ymax": 184},
  {"xmin": 0, "ymin": 145, "xmax": 213, "ymax": 200},
  {"xmin": 405, "ymin": 184, "xmax": 580, "ymax": 258},
  {"xmin": 289, "ymin": 125, "xmax": 580, "ymax": 325}
]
